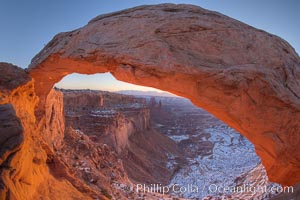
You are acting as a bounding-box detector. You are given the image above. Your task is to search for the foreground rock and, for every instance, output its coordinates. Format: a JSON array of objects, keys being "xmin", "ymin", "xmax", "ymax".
[
  {"xmin": 0, "ymin": 62, "xmax": 183, "ymax": 199},
  {"xmin": 0, "ymin": 63, "xmax": 108, "ymax": 199},
  {"xmin": 28, "ymin": 4, "xmax": 300, "ymax": 185}
]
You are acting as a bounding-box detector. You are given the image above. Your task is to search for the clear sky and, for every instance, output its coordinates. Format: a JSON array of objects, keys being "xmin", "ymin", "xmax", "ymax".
[{"xmin": 1, "ymin": 0, "xmax": 299, "ymax": 91}]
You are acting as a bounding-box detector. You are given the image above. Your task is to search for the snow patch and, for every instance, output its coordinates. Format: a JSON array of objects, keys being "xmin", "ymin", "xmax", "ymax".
[{"xmin": 168, "ymin": 135, "xmax": 190, "ymax": 143}]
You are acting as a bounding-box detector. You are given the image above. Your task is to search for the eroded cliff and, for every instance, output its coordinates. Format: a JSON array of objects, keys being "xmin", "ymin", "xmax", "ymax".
[
  {"xmin": 62, "ymin": 89, "xmax": 183, "ymax": 185},
  {"xmin": 0, "ymin": 63, "xmax": 107, "ymax": 200},
  {"xmin": 62, "ymin": 89, "xmax": 148, "ymax": 153}
]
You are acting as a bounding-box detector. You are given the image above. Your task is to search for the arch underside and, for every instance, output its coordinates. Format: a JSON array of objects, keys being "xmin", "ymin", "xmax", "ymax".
[{"xmin": 29, "ymin": 4, "xmax": 300, "ymax": 185}]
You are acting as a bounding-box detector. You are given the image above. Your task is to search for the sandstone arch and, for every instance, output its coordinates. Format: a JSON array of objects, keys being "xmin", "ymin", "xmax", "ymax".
[{"xmin": 28, "ymin": 4, "xmax": 300, "ymax": 185}]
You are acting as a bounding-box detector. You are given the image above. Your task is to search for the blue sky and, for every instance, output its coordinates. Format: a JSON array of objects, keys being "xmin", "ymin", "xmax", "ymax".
[{"xmin": 1, "ymin": 0, "xmax": 299, "ymax": 91}]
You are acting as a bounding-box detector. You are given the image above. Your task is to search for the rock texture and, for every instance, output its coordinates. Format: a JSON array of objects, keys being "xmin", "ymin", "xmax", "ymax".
[
  {"xmin": 0, "ymin": 63, "xmax": 108, "ymax": 200},
  {"xmin": 0, "ymin": 104, "xmax": 24, "ymax": 167},
  {"xmin": 62, "ymin": 89, "xmax": 148, "ymax": 153},
  {"xmin": 42, "ymin": 89, "xmax": 65, "ymax": 150},
  {"xmin": 28, "ymin": 4, "xmax": 300, "ymax": 185},
  {"xmin": 62, "ymin": 89, "xmax": 183, "ymax": 184},
  {"xmin": 0, "ymin": 62, "xmax": 31, "ymax": 103}
]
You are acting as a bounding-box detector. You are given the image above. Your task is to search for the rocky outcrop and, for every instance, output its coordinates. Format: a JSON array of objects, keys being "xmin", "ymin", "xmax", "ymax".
[
  {"xmin": 62, "ymin": 89, "xmax": 146, "ymax": 110},
  {"xmin": 0, "ymin": 63, "xmax": 43, "ymax": 200},
  {"xmin": 0, "ymin": 63, "xmax": 108, "ymax": 200},
  {"xmin": 0, "ymin": 104, "xmax": 24, "ymax": 167},
  {"xmin": 63, "ymin": 89, "xmax": 148, "ymax": 153},
  {"xmin": 63, "ymin": 89, "xmax": 104, "ymax": 111},
  {"xmin": 41, "ymin": 89, "xmax": 65, "ymax": 150},
  {"xmin": 62, "ymin": 90, "xmax": 183, "ymax": 184},
  {"xmin": 0, "ymin": 62, "xmax": 31, "ymax": 103},
  {"xmin": 28, "ymin": 4, "xmax": 300, "ymax": 185},
  {"xmin": 57, "ymin": 126, "xmax": 132, "ymax": 199}
]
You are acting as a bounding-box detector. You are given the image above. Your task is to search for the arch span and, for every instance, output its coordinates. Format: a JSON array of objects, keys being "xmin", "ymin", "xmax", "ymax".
[{"xmin": 28, "ymin": 4, "xmax": 300, "ymax": 185}]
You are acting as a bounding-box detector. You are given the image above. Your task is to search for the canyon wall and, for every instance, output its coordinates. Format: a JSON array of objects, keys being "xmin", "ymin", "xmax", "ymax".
[
  {"xmin": 28, "ymin": 4, "xmax": 300, "ymax": 185},
  {"xmin": 63, "ymin": 90, "xmax": 149, "ymax": 153},
  {"xmin": 0, "ymin": 62, "xmax": 47, "ymax": 200},
  {"xmin": 0, "ymin": 63, "xmax": 107, "ymax": 200},
  {"xmin": 42, "ymin": 89, "xmax": 65, "ymax": 150},
  {"xmin": 62, "ymin": 90, "xmax": 182, "ymax": 184}
]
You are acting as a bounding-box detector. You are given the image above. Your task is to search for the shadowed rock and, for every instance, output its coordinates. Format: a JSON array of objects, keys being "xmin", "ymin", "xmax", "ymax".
[
  {"xmin": 0, "ymin": 104, "xmax": 24, "ymax": 166},
  {"xmin": 0, "ymin": 62, "xmax": 31, "ymax": 104}
]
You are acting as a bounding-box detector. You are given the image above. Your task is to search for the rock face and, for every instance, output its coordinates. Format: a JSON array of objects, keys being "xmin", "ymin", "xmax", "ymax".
[
  {"xmin": 62, "ymin": 89, "xmax": 183, "ymax": 184},
  {"xmin": 0, "ymin": 63, "xmax": 108, "ymax": 200},
  {"xmin": 0, "ymin": 62, "xmax": 31, "ymax": 102},
  {"xmin": 42, "ymin": 89, "xmax": 65, "ymax": 150},
  {"xmin": 63, "ymin": 89, "xmax": 104, "ymax": 110},
  {"xmin": 62, "ymin": 89, "xmax": 148, "ymax": 153},
  {"xmin": 28, "ymin": 4, "xmax": 300, "ymax": 185},
  {"xmin": 0, "ymin": 104, "xmax": 24, "ymax": 167}
]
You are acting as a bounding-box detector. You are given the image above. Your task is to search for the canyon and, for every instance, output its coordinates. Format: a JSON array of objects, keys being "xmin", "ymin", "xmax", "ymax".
[
  {"xmin": 0, "ymin": 3, "xmax": 300, "ymax": 200},
  {"xmin": 61, "ymin": 89, "xmax": 184, "ymax": 185}
]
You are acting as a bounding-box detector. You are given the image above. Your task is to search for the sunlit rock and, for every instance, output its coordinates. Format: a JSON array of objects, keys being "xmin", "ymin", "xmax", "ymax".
[{"xmin": 29, "ymin": 4, "xmax": 300, "ymax": 185}]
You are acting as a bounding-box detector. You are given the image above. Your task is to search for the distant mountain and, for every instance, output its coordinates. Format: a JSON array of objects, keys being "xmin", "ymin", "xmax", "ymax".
[{"xmin": 116, "ymin": 90, "xmax": 178, "ymax": 97}]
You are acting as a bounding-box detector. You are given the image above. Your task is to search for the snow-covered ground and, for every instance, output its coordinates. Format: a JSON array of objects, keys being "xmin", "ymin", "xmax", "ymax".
[
  {"xmin": 149, "ymin": 96, "xmax": 281, "ymax": 199},
  {"xmin": 165, "ymin": 124, "xmax": 283, "ymax": 200}
]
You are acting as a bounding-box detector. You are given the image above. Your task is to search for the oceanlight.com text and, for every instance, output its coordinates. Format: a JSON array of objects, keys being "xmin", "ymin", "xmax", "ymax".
[{"xmin": 135, "ymin": 183, "xmax": 293, "ymax": 195}]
